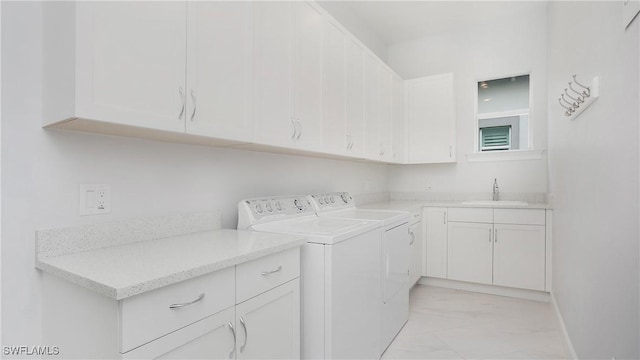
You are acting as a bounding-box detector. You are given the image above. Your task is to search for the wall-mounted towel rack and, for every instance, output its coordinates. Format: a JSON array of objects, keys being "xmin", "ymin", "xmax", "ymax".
[{"xmin": 558, "ymin": 74, "xmax": 599, "ymax": 121}]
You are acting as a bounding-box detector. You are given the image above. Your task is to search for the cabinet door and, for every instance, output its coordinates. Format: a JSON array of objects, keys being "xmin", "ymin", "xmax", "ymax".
[
  {"xmin": 345, "ymin": 39, "xmax": 365, "ymax": 156},
  {"xmin": 322, "ymin": 19, "xmax": 347, "ymax": 154},
  {"xmin": 293, "ymin": 2, "xmax": 323, "ymax": 150},
  {"xmin": 363, "ymin": 53, "xmax": 380, "ymax": 160},
  {"xmin": 406, "ymin": 73, "xmax": 456, "ymax": 164},
  {"xmin": 75, "ymin": 2, "xmax": 187, "ymax": 132},
  {"xmin": 447, "ymin": 222, "xmax": 493, "ymax": 284},
  {"xmin": 409, "ymin": 221, "xmax": 423, "ymax": 286},
  {"xmin": 235, "ymin": 280, "xmax": 300, "ymax": 359},
  {"xmin": 425, "ymin": 208, "xmax": 448, "ymax": 278},
  {"xmin": 493, "ymin": 224, "xmax": 545, "ymax": 291},
  {"xmin": 186, "ymin": 2, "xmax": 253, "ymax": 141},
  {"xmin": 253, "ymin": 2, "xmax": 293, "ymax": 147},
  {"xmin": 379, "ymin": 66, "xmax": 393, "ymax": 162},
  {"xmin": 391, "ymin": 73, "xmax": 405, "ymax": 163},
  {"xmin": 123, "ymin": 307, "xmax": 236, "ymax": 360}
]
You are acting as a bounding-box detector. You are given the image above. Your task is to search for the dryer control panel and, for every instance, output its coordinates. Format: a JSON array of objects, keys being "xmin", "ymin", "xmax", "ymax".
[
  {"xmin": 309, "ymin": 192, "xmax": 355, "ymax": 213},
  {"xmin": 238, "ymin": 196, "xmax": 313, "ymax": 229}
]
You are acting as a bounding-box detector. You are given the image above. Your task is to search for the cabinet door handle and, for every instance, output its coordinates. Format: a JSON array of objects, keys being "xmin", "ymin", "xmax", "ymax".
[
  {"xmin": 240, "ymin": 316, "xmax": 248, "ymax": 353},
  {"xmin": 409, "ymin": 230, "xmax": 415, "ymax": 245},
  {"xmin": 228, "ymin": 322, "xmax": 236, "ymax": 359},
  {"xmin": 190, "ymin": 90, "xmax": 197, "ymax": 121},
  {"xmin": 488, "ymin": 228, "xmax": 492, "ymax": 242},
  {"xmin": 178, "ymin": 86, "xmax": 185, "ymax": 120},
  {"xmin": 291, "ymin": 119, "xmax": 297, "ymax": 140},
  {"xmin": 296, "ymin": 120, "xmax": 302, "ymax": 140},
  {"xmin": 261, "ymin": 265, "xmax": 282, "ymax": 276},
  {"xmin": 495, "ymin": 229, "xmax": 498, "ymax": 243},
  {"xmin": 449, "ymin": 145, "xmax": 452, "ymax": 158},
  {"xmin": 169, "ymin": 293, "xmax": 205, "ymax": 309}
]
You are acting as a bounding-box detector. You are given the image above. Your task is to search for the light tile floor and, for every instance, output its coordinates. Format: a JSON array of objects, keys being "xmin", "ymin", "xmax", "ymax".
[{"xmin": 382, "ymin": 285, "xmax": 570, "ymax": 359}]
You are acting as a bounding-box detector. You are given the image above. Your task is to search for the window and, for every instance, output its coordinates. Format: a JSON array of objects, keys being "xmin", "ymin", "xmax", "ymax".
[
  {"xmin": 480, "ymin": 125, "xmax": 511, "ymax": 151},
  {"xmin": 477, "ymin": 75, "xmax": 530, "ymax": 152}
]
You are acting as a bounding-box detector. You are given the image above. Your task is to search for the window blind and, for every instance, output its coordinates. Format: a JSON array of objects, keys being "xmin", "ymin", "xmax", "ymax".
[{"xmin": 480, "ymin": 126, "xmax": 511, "ymax": 151}]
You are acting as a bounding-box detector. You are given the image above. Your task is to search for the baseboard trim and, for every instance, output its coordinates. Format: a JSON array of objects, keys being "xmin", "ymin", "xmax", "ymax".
[
  {"xmin": 551, "ymin": 292, "xmax": 579, "ymax": 359},
  {"xmin": 418, "ymin": 277, "xmax": 551, "ymax": 302}
]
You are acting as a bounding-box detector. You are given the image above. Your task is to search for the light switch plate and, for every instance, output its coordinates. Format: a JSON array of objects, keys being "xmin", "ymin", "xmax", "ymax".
[{"xmin": 79, "ymin": 184, "xmax": 111, "ymax": 215}]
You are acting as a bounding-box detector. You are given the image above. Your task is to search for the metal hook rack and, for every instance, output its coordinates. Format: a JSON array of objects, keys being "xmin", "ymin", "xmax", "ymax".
[{"xmin": 558, "ymin": 75, "xmax": 599, "ymax": 120}]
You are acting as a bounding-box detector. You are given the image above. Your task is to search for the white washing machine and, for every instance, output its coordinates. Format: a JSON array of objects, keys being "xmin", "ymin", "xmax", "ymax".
[
  {"xmin": 308, "ymin": 192, "xmax": 410, "ymax": 355},
  {"xmin": 238, "ymin": 195, "xmax": 383, "ymax": 359}
]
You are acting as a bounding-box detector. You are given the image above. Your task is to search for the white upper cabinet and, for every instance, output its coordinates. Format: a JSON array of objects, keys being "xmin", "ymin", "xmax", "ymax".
[
  {"xmin": 75, "ymin": 2, "xmax": 187, "ymax": 132},
  {"xmin": 322, "ymin": 19, "xmax": 347, "ymax": 155},
  {"xmin": 391, "ymin": 73, "xmax": 405, "ymax": 163},
  {"xmin": 345, "ymin": 39, "xmax": 365, "ymax": 157},
  {"xmin": 185, "ymin": 2, "xmax": 253, "ymax": 141},
  {"xmin": 406, "ymin": 73, "xmax": 457, "ymax": 164},
  {"xmin": 292, "ymin": 2, "xmax": 324, "ymax": 151},
  {"xmin": 252, "ymin": 2, "xmax": 294, "ymax": 147},
  {"xmin": 363, "ymin": 53, "xmax": 381, "ymax": 160},
  {"xmin": 379, "ymin": 66, "xmax": 393, "ymax": 162}
]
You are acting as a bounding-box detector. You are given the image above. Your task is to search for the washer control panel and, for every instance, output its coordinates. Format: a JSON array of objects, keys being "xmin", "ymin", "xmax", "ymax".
[
  {"xmin": 309, "ymin": 192, "xmax": 355, "ymax": 213},
  {"xmin": 238, "ymin": 195, "xmax": 313, "ymax": 228}
]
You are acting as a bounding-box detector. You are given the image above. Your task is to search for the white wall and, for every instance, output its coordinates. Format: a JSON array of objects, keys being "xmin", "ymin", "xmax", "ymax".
[
  {"xmin": 316, "ymin": 1, "xmax": 387, "ymax": 61},
  {"xmin": 1, "ymin": 2, "xmax": 389, "ymax": 349},
  {"xmin": 386, "ymin": 5, "xmax": 548, "ymax": 196},
  {"xmin": 547, "ymin": 2, "xmax": 639, "ymax": 358}
]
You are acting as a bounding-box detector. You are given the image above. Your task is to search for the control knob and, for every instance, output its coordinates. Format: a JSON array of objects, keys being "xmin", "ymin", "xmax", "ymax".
[{"xmin": 254, "ymin": 203, "xmax": 263, "ymax": 214}]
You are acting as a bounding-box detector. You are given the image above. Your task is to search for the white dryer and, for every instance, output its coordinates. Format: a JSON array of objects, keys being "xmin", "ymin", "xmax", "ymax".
[
  {"xmin": 238, "ymin": 195, "xmax": 382, "ymax": 359},
  {"xmin": 308, "ymin": 192, "xmax": 410, "ymax": 355}
]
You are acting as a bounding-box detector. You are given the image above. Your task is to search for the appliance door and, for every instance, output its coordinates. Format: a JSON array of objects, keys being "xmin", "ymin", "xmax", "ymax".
[
  {"xmin": 325, "ymin": 228, "xmax": 383, "ymax": 359},
  {"xmin": 383, "ymin": 223, "xmax": 410, "ymax": 303}
]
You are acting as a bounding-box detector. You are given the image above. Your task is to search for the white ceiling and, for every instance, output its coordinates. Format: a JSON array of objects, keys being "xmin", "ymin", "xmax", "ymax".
[{"xmin": 322, "ymin": 1, "xmax": 548, "ymax": 46}]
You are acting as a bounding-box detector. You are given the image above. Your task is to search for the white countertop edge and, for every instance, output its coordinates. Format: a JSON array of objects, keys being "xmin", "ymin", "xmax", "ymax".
[
  {"xmin": 361, "ymin": 200, "xmax": 552, "ymax": 211},
  {"xmin": 36, "ymin": 237, "xmax": 306, "ymax": 300}
]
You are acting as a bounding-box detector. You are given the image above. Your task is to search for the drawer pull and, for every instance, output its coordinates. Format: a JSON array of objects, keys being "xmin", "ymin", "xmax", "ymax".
[
  {"xmin": 169, "ymin": 293, "xmax": 205, "ymax": 309},
  {"xmin": 240, "ymin": 316, "xmax": 248, "ymax": 352},
  {"xmin": 261, "ymin": 265, "xmax": 282, "ymax": 276}
]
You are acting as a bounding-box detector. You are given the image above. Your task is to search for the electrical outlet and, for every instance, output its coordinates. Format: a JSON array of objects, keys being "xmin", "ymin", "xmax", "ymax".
[{"xmin": 79, "ymin": 184, "xmax": 111, "ymax": 215}]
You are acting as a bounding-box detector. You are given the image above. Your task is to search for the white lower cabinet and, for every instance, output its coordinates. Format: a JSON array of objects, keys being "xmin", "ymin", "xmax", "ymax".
[
  {"xmin": 426, "ymin": 207, "xmax": 548, "ymax": 292},
  {"xmin": 493, "ymin": 224, "xmax": 545, "ymax": 291},
  {"xmin": 235, "ymin": 280, "xmax": 300, "ymax": 359},
  {"xmin": 128, "ymin": 280, "xmax": 300, "ymax": 360},
  {"xmin": 425, "ymin": 207, "xmax": 448, "ymax": 279},
  {"xmin": 42, "ymin": 248, "xmax": 301, "ymax": 359},
  {"xmin": 124, "ymin": 307, "xmax": 236, "ymax": 360},
  {"xmin": 447, "ymin": 221, "xmax": 494, "ymax": 285},
  {"xmin": 408, "ymin": 209, "xmax": 423, "ymax": 286}
]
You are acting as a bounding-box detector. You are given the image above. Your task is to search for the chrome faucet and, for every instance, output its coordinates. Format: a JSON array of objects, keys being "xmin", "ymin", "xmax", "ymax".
[{"xmin": 492, "ymin": 178, "xmax": 499, "ymax": 201}]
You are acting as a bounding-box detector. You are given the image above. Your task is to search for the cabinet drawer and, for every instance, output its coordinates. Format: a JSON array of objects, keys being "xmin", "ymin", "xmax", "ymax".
[
  {"xmin": 494, "ymin": 209, "xmax": 545, "ymax": 225},
  {"xmin": 120, "ymin": 267, "xmax": 235, "ymax": 353},
  {"xmin": 447, "ymin": 208, "xmax": 493, "ymax": 223},
  {"xmin": 236, "ymin": 247, "xmax": 300, "ymax": 304},
  {"xmin": 409, "ymin": 208, "xmax": 422, "ymax": 225}
]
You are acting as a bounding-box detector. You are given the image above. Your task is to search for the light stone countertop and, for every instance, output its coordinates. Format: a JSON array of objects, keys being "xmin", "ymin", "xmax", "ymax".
[
  {"xmin": 36, "ymin": 229, "xmax": 306, "ymax": 300},
  {"xmin": 360, "ymin": 200, "xmax": 552, "ymax": 211}
]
